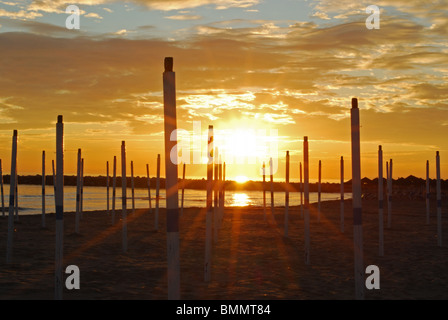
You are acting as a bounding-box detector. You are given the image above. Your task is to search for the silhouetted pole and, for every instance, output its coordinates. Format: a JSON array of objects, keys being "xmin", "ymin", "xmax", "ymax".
[
  {"xmin": 0, "ymin": 159, "xmax": 4, "ymax": 217},
  {"xmin": 54, "ymin": 116, "xmax": 64, "ymax": 300},
  {"xmin": 121, "ymin": 141, "xmax": 127, "ymax": 253},
  {"xmin": 80, "ymin": 158, "xmax": 84, "ymax": 219},
  {"xmin": 436, "ymin": 151, "xmax": 442, "ymax": 247},
  {"xmin": 285, "ymin": 151, "xmax": 289, "ymax": 237},
  {"xmin": 146, "ymin": 164, "xmax": 152, "ymax": 214},
  {"xmin": 75, "ymin": 149, "xmax": 81, "ymax": 234},
  {"xmin": 214, "ymin": 147, "xmax": 219, "ymax": 243},
  {"xmin": 112, "ymin": 156, "xmax": 117, "ymax": 225},
  {"xmin": 426, "ymin": 160, "xmax": 430, "ymax": 225},
  {"xmin": 270, "ymin": 157, "xmax": 274, "ymax": 221},
  {"xmin": 163, "ymin": 57, "xmax": 180, "ymax": 299},
  {"xmin": 52, "ymin": 159, "xmax": 56, "ymax": 211},
  {"xmin": 205, "ymin": 125, "xmax": 213, "ymax": 282},
  {"xmin": 131, "ymin": 160, "xmax": 135, "ymax": 215},
  {"xmin": 106, "ymin": 161, "xmax": 110, "ymax": 215},
  {"xmin": 300, "ymin": 162, "xmax": 303, "ymax": 219},
  {"xmin": 263, "ymin": 162, "xmax": 266, "ymax": 221},
  {"xmin": 318, "ymin": 160, "xmax": 321, "ymax": 222},
  {"xmin": 218, "ymin": 155, "xmax": 223, "ymax": 228},
  {"xmin": 14, "ymin": 167, "xmax": 18, "ymax": 222},
  {"xmin": 378, "ymin": 146, "xmax": 384, "ymax": 257},
  {"xmin": 6, "ymin": 130, "xmax": 18, "ymax": 264},
  {"xmin": 223, "ymin": 161, "xmax": 226, "ymax": 217},
  {"xmin": 387, "ymin": 159, "xmax": 392, "ymax": 229},
  {"xmin": 155, "ymin": 154, "xmax": 160, "ymax": 231},
  {"xmin": 303, "ymin": 137, "xmax": 310, "ymax": 265},
  {"xmin": 181, "ymin": 163, "xmax": 186, "ymax": 217},
  {"xmin": 351, "ymin": 98, "xmax": 364, "ymax": 300},
  {"xmin": 42, "ymin": 151, "xmax": 46, "ymax": 228},
  {"xmin": 340, "ymin": 156, "xmax": 344, "ymax": 233}
]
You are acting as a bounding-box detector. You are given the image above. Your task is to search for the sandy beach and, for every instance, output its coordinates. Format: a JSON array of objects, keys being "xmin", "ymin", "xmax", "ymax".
[{"xmin": 0, "ymin": 198, "xmax": 447, "ymax": 300}]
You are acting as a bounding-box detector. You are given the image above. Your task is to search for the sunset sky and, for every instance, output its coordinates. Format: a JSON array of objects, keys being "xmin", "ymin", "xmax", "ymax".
[{"xmin": 0, "ymin": 0, "xmax": 447, "ymax": 182}]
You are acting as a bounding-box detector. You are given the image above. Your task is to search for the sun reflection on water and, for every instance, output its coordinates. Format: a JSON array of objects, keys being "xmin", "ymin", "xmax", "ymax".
[{"xmin": 231, "ymin": 193, "xmax": 254, "ymax": 207}]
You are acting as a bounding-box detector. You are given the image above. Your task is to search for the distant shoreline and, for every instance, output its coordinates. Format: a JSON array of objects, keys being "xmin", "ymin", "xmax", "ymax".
[{"xmin": 2, "ymin": 174, "xmax": 448, "ymax": 193}]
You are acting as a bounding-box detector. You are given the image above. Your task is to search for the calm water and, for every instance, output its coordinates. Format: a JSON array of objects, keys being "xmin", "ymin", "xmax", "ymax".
[{"xmin": 0, "ymin": 184, "xmax": 352, "ymax": 216}]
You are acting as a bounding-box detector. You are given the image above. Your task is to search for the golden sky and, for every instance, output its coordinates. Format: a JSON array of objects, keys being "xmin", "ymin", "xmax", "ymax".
[{"xmin": 0, "ymin": 0, "xmax": 447, "ymax": 182}]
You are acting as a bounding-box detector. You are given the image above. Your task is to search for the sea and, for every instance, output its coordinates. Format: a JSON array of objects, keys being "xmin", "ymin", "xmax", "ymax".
[{"xmin": 0, "ymin": 184, "xmax": 352, "ymax": 216}]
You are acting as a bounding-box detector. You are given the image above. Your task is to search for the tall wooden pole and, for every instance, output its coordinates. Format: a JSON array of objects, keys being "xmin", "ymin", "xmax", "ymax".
[
  {"xmin": 14, "ymin": 167, "xmax": 18, "ymax": 222},
  {"xmin": 263, "ymin": 162, "xmax": 266, "ymax": 221},
  {"xmin": 112, "ymin": 156, "xmax": 117, "ymax": 225},
  {"xmin": 163, "ymin": 57, "xmax": 180, "ymax": 299},
  {"xmin": 6, "ymin": 130, "xmax": 18, "ymax": 264},
  {"xmin": 426, "ymin": 160, "xmax": 430, "ymax": 225},
  {"xmin": 436, "ymin": 151, "xmax": 442, "ymax": 247},
  {"xmin": 106, "ymin": 161, "xmax": 110, "ymax": 215},
  {"xmin": 318, "ymin": 160, "xmax": 321, "ymax": 222},
  {"xmin": 303, "ymin": 137, "xmax": 310, "ymax": 265},
  {"xmin": 146, "ymin": 164, "xmax": 152, "ymax": 214},
  {"xmin": 181, "ymin": 162, "xmax": 186, "ymax": 217},
  {"xmin": 54, "ymin": 116, "xmax": 64, "ymax": 300},
  {"xmin": 205, "ymin": 125, "xmax": 213, "ymax": 282},
  {"xmin": 270, "ymin": 157, "xmax": 274, "ymax": 222},
  {"xmin": 75, "ymin": 149, "xmax": 81, "ymax": 234},
  {"xmin": 300, "ymin": 162, "xmax": 303, "ymax": 219},
  {"xmin": 121, "ymin": 141, "xmax": 127, "ymax": 253},
  {"xmin": 378, "ymin": 146, "xmax": 384, "ymax": 257},
  {"xmin": 155, "ymin": 154, "xmax": 160, "ymax": 231},
  {"xmin": 42, "ymin": 151, "xmax": 46, "ymax": 228},
  {"xmin": 388, "ymin": 159, "xmax": 393, "ymax": 229},
  {"xmin": 0, "ymin": 159, "xmax": 4, "ymax": 217},
  {"xmin": 351, "ymin": 98, "xmax": 364, "ymax": 300},
  {"xmin": 285, "ymin": 151, "xmax": 289, "ymax": 237},
  {"xmin": 340, "ymin": 156, "xmax": 344, "ymax": 233},
  {"xmin": 214, "ymin": 147, "xmax": 219, "ymax": 243},
  {"xmin": 131, "ymin": 160, "xmax": 135, "ymax": 215},
  {"xmin": 80, "ymin": 158, "xmax": 84, "ymax": 219}
]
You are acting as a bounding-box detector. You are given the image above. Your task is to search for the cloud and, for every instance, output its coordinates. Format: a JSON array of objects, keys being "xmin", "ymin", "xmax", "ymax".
[{"xmin": 165, "ymin": 14, "xmax": 202, "ymax": 20}]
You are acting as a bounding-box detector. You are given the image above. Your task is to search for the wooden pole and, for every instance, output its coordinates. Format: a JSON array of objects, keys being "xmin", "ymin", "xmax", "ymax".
[
  {"xmin": 42, "ymin": 151, "xmax": 46, "ymax": 228},
  {"xmin": 112, "ymin": 156, "xmax": 117, "ymax": 225},
  {"xmin": 285, "ymin": 151, "xmax": 289, "ymax": 237},
  {"xmin": 214, "ymin": 147, "xmax": 219, "ymax": 243},
  {"xmin": 52, "ymin": 159, "xmax": 56, "ymax": 211},
  {"xmin": 388, "ymin": 159, "xmax": 393, "ymax": 229},
  {"xmin": 218, "ymin": 156, "xmax": 223, "ymax": 228},
  {"xmin": 146, "ymin": 164, "xmax": 152, "ymax": 214},
  {"xmin": 14, "ymin": 166, "xmax": 18, "ymax": 222},
  {"xmin": 436, "ymin": 151, "xmax": 442, "ymax": 247},
  {"xmin": 270, "ymin": 157, "xmax": 274, "ymax": 222},
  {"xmin": 75, "ymin": 149, "xmax": 81, "ymax": 234},
  {"xmin": 340, "ymin": 156, "xmax": 344, "ymax": 233},
  {"xmin": 426, "ymin": 160, "xmax": 430, "ymax": 225},
  {"xmin": 263, "ymin": 162, "xmax": 266, "ymax": 221},
  {"xmin": 121, "ymin": 141, "xmax": 127, "ymax": 253},
  {"xmin": 318, "ymin": 160, "xmax": 321, "ymax": 222},
  {"xmin": 0, "ymin": 159, "xmax": 4, "ymax": 217},
  {"xmin": 351, "ymin": 98, "xmax": 364, "ymax": 300},
  {"xmin": 106, "ymin": 161, "xmax": 110, "ymax": 215},
  {"xmin": 205, "ymin": 125, "xmax": 213, "ymax": 282},
  {"xmin": 54, "ymin": 116, "xmax": 64, "ymax": 300},
  {"xmin": 300, "ymin": 162, "xmax": 303, "ymax": 219},
  {"xmin": 303, "ymin": 137, "xmax": 310, "ymax": 265},
  {"xmin": 131, "ymin": 160, "xmax": 135, "ymax": 215},
  {"xmin": 378, "ymin": 146, "xmax": 384, "ymax": 257},
  {"xmin": 181, "ymin": 162, "xmax": 186, "ymax": 217},
  {"xmin": 80, "ymin": 158, "xmax": 84, "ymax": 219},
  {"xmin": 223, "ymin": 161, "xmax": 226, "ymax": 222},
  {"xmin": 6, "ymin": 130, "xmax": 18, "ymax": 264},
  {"xmin": 155, "ymin": 154, "xmax": 160, "ymax": 231},
  {"xmin": 163, "ymin": 57, "xmax": 180, "ymax": 299}
]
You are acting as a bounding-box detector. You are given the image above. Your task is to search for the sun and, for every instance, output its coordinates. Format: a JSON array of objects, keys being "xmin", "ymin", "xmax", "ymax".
[{"xmin": 235, "ymin": 175, "xmax": 249, "ymax": 183}]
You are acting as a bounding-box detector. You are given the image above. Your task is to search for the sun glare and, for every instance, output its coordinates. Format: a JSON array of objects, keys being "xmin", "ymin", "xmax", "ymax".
[{"xmin": 235, "ymin": 175, "xmax": 249, "ymax": 183}]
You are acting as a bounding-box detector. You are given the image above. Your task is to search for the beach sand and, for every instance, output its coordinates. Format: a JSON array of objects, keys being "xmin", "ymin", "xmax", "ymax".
[{"xmin": 0, "ymin": 198, "xmax": 447, "ymax": 300}]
